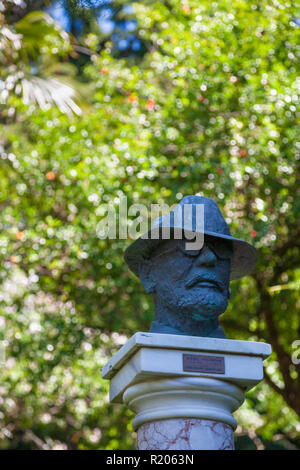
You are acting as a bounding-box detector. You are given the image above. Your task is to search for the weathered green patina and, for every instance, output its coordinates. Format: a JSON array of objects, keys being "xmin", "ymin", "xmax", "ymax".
[{"xmin": 125, "ymin": 196, "xmax": 257, "ymax": 338}]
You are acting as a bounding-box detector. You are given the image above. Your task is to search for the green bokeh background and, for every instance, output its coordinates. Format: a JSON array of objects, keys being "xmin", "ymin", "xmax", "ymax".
[{"xmin": 0, "ymin": 0, "xmax": 299, "ymax": 449}]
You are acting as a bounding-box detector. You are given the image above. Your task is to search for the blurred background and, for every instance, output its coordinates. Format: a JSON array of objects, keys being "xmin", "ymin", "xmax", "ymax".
[{"xmin": 0, "ymin": 0, "xmax": 299, "ymax": 450}]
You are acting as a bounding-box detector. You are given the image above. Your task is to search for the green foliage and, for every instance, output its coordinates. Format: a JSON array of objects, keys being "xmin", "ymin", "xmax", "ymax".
[
  {"xmin": 0, "ymin": 0, "xmax": 299, "ymax": 449},
  {"xmin": 0, "ymin": 7, "xmax": 80, "ymax": 116}
]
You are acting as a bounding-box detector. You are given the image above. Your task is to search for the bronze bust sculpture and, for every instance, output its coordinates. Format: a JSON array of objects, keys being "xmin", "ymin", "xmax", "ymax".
[{"xmin": 124, "ymin": 196, "xmax": 257, "ymax": 338}]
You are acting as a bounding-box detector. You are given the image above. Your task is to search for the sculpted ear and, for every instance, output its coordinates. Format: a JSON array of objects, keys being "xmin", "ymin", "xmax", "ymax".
[{"xmin": 138, "ymin": 260, "xmax": 156, "ymax": 294}]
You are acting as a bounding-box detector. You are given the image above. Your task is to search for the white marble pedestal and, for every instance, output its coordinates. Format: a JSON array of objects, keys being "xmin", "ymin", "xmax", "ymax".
[{"xmin": 102, "ymin": 332, "xmax": 271, "ymax": 450}]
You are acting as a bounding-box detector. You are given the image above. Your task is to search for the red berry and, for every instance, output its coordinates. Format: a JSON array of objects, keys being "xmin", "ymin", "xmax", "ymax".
[
  {"xmin": 46, "ymin": 171, "xmax": 55, "ymax": 181},
  {"xmin": 16, "ymin": 231, "xmax": 24, "ymax": 241},
  {"xmin": 146, "ymin": 99, "xmax": 155, "ymax": 110}
]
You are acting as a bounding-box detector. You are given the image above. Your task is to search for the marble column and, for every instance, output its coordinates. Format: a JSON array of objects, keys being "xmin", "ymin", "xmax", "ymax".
[
  {"xmin": 102, "ymin": 332, "xmax": 271, "ymax": 450},
  {"xmin": 138, "ymin": 419, "xmax": 233, "ymax": 450}
]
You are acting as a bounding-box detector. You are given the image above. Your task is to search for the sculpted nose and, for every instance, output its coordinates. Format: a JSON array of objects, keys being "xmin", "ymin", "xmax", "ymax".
[{"xmin": 195, "ymin": 244, "xmax": 217, "ymax": 267}]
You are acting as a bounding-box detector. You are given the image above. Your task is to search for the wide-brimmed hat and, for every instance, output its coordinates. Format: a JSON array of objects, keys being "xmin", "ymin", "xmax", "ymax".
[{"xmin": 124, "ymin": 195, "xmax": 257, "ymax": 280}]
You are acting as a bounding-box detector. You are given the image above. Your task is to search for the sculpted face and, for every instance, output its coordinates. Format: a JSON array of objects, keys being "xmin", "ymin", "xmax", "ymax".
[{"xmin": 139, "ymin": 236, "xmax": 232, "ymax": 336}]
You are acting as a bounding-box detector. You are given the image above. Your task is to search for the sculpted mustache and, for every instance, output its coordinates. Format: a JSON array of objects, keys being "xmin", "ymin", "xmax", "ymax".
[{"xmin": 185, "ymin": 274, "xmax": 226, "ymax": 291}]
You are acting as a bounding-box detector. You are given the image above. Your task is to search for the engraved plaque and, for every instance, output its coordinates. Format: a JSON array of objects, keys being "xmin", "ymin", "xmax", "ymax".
[{"xmin": 182, "ymin": 353, "xmax": 225, "ymax": 374}]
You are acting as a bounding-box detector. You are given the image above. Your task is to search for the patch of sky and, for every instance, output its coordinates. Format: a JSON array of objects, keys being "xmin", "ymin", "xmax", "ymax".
[{"xmin": 46, "ymin": 0, "xmax": 71, "ymax": 32}]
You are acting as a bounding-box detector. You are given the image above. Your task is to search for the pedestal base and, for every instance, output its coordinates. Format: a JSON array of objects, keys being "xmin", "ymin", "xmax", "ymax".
[
  {"xmin": 102, "ymin": 332, "xmax": 271, "ymax": 450},
  {"xmin": 138, "ymin": 418, "xmax": 233, "ymax": 450}
]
